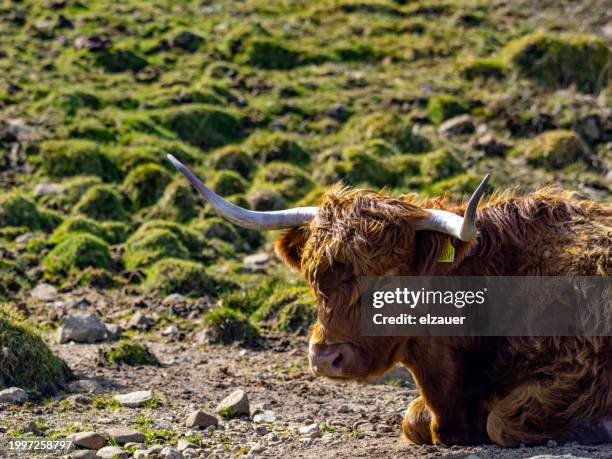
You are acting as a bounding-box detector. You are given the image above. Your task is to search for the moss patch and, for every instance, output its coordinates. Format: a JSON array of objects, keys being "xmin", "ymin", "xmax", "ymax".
[
  {"xmin": 154, "ymin": 104, "xmax": 244, "ymax": 150},
  {"xmin": 145, "ymin": 258, "xmax": 216, "ymax": 297},
  {"xmin": 124, "ymin": 228, "xmax": 188, "ymax": 271},
  {"xmin": 39, "ymin": 140, "xmax": 120, "ymax": 181},
  {"xmin": 101, "ymin": 340, "xmax": 159, "ymax": 366},
  {"xmin": 73, "ymin": 185, "xmax": 128, "ymax": 221},
  {"xmin": 503, "ymin": 32, "xmax": 610, "ymax": 93},
  {"xmin": 254, "ymin": 162, "xmax": 313, "ymax": 202},
  {"xmin": 0, "ymin": 193, "xmax": 43, "ymax": 230},
  {"xmin": 343, "ymin": 113, "xmax": 429, "ymax": 152},
  {"xmin": 49, "ymin": 215, "xmax": 108, "ymax": 245},
  {"xmin": 245, "ymin": 132, "xmax": 309, "ymax": 165},
  {"xmin": 420, "ymin": 149, "xmax": 464, "ymax": 180},
  {"xmin": 0, "ymin": 311, "xmax": 70, "ymax": 392},
  {"xmin": 209, "ymin": 146, "xmax": 255, "ymax": 179},
  {"xmin": 150, "ymin": 180, "xmax": 198, "ymax": 223},
  {"xmin": 427, "ymin": 95, "xmax": 470, "ymax": 125},
  {"xmin": 43, "ymin": 233, "xmax": 112, "ymax": 275},
  {"xmin": 123, "ymin": 163, "xmax": 172, "ymax": 209},
  {"xmin": 209, "ymin": 170, "xmax": 247, "ymax": 197},
  {"xmin": 0, "ymin": 260, "xmax": 31, "ymax": 301},
  {"xmin": 523, "ymin": 130, "xmax": 589, "ymax": 169},
  {"xmin": 202, "ymin": 307, "xmax": 260, "ymax": 346},
  {"xmin": 237, "ymin": 38, "xmax": 304, "ymax": 70}
]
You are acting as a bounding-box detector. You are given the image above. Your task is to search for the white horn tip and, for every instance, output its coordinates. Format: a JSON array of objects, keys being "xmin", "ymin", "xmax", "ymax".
[{"xmin": 167, "ymin": 154, "xmax": 182, "ymax": 169}]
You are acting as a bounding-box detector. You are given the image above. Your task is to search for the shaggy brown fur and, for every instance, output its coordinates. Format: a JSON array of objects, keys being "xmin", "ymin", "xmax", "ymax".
[{"xmin": 275, "ymin": 185, "xmax": 612, "ymax": 447}]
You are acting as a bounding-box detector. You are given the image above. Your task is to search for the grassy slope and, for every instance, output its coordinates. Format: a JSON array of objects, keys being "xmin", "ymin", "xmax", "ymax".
[{"xmin": 0, "ymin": 0, "xmax": 610, "ymax": 324}]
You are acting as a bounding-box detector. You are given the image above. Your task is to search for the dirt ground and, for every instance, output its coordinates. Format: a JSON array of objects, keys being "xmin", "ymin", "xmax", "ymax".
[{"xmin": 2, "ymin": 296, "xmax": 611, "ymax": 458}]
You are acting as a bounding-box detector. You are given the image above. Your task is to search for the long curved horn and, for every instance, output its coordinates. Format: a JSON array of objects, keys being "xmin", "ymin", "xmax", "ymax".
[
  {"xmin": 167, "ymin": 155, "xmax": 317, "ymax": 230},
  {"xmin": 415, "ymin": 174, "xmax": 490, "ymax": 241}
]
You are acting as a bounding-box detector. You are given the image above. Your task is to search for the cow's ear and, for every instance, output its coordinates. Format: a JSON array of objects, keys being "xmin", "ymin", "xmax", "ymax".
[{"xmin": 275, "ymin": 227, "xmax": 309, "ymax": 270}]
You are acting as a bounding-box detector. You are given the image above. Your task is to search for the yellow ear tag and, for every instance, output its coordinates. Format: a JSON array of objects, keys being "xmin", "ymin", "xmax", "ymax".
[{"xmin": 437, "ymin": 237, "xmax": 455, "ymax": 263}]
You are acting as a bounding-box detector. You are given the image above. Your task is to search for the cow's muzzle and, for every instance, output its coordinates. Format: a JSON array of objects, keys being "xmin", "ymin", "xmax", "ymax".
[{"xmin": 309, "ymin": 342, "xmax": 362, "ymax": 378}]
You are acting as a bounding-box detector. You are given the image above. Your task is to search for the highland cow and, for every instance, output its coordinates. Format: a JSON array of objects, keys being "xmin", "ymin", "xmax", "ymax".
[{"xmin": 168, "ymin": 154, "xmax": 612, "ymax": 447}]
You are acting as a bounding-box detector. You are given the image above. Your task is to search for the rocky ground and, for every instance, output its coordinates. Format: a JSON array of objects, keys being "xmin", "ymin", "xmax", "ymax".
[{"xmin": 1, "ymin": 284, "xmax": 612, "ymax": 458}]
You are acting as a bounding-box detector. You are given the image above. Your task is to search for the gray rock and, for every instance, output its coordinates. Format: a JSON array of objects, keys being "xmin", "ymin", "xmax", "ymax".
[
  {"xmin": 162, "ymin": 294, "xmax": 187, "ymax": 306},
  {"xmin": 438, "ymin": 114, "xmax": 475, "ymax": 136},
  {"xmin": 252, "ymin": 410, "xmax": 276, "ymax": 423},
  {"xmin": 57, "ymin": 312, "xmax": 108, "ymax": 343},
  {"xmin": 299, "ymin": 423, "xmax": 321, "ymax": 438},
  {"xmin": 68, "ymin": 379, "xmax": 103, "ymax": 394},
  {"xmin": 133, "ymin": 450, "xmax": 150, "ymax": 459},
  {"xmin": 162, "ymin": 325, "xmax": 179, "ymax": 336},
  {"xmin": 524, "ymin": 456, "xmax": 590, "ymax": 459},
  {"xmin": 31, "ymin": 283, "xmax": 58, "ymax": 301},
  {"xmin": 21, "ymin": 421, "xmax": 42, "ymax": 435},
  {"xmin": 126, "ymin": 312, "xmax": 154, "ymax": 330},
  {"xmin": 243, "ymin": 253, "xmax": 270, "ymax": 267},
  {"xmin": 0, "ymin": 387, "xmax": 28, "ymax": 404},
  {"xmin": 95, "ymin": 445, "xmax": 128, "ymax": 459},
  {"xmin": 104, "ymin": 323, "xmax": 122, "ymax": 341},
  {"xmin": 15, "ymin": 232, "xmax": 33, "ymax": 244},
  {"xmin": 105, "ymin": 427, "xmax": 145, "ymax": 445},
  {"xmin": 216, "ymin": 390, "xmax": 250, "ymax": 419},
  {"xmin": 114, "ymin": 390, "xmax": 154, "ymax": 408},
  {"xmin": 177, "ymin": 439, "xmax": 198, "ymax": 452},
  {"xmin": 33, "ymin": 183, "xmax": 62, "ymax": 198},
  {"xmin": 185, "ymin": 410, "xmax": 218, "ymax": 428},
  {"xmin": 160, "ymin": 447, "xmax": 183, "ymax": 459},
  {"xmin": 69, "ymin": 432, "xmax": 107, "ymax": 450},
  {"xmin": 474, "ymin": 133, "xmax": 511, "ymax": 156}
]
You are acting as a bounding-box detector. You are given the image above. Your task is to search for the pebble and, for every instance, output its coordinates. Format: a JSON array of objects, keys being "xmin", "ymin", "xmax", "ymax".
[
  {"xmin": 299, "ymin": 423, "xmax": 321, "ymax": 439},
  {"xmin": 113, "ymin": 390, "xmax": 154, "ymax": 408},
  {"xmin": 160, "ymin": 447, "xmax": 182, "ymax": 459},
  {"xmin": 95, "ymin": 446, "xmax": 128, "ymax": 459},
  {"xmin": 69, "ymin": 432, "xmax": 106, "ymax": 450},
  {"xmin": 162, "ymin": 325, "xmax": 179, "ymax": 336},
  {"xmin": 185, "ymin": 410, "xmax": 218, "ymax": 428},
  {"xmin": 176, "ymin": 439, "xmax": 198, "ymax": 452},
  {"xmin": 438, "ymin": 114, "xmax": 475, "ymax": 136},
  {"xmin": 252, "ymin": 410, "xmax": 276, "ymax": 423},
  {"xmin": 33, "ymin": 183, "xmax": 62, "ymax": 197},
  {"xmin": 104, "ymin": 323, "xmax": 122, "ymax": 340},
  {"xmin": 57, "ymin": 312, "xmax": 108, "ymax": 343},
  {"xmin": 162, "ymin": 294, "xmax": 188, "ymax": 306},
  {"xmin": 127, "ymin": 312, "xmax": 154, "ymax": 330},
  {"xmin": 31, "ymin": 283, "xmax": 58, "ymax": 301},
  {"xmin": 0, "ymin": 387, "xmax": 28, "ymax": 404},
  {"xmin": 243, "ymin": 253, "xmax": 270, "ymax": 267},
  {"xmin": 105, "ymin": 427, "xmax": 145, "ymax": 444},
  {"xmin": 216, "ymin": 389, "xmax": 250, "ymax": 418}
]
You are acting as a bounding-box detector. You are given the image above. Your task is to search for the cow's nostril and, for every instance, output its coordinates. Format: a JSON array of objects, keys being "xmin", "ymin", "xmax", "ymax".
[{"xmin": 332, "ymin": 352, "xmax": 343, "ymax": 369}]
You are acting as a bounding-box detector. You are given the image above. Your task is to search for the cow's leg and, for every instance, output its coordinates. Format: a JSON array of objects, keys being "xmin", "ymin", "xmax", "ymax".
[
  {"xmin": 487, "ymin": 382, "xmax": 611, "ymax": 447},
  {"xmin": 402, "ymin": 396, "xmax": 432, "ymax": 444}
]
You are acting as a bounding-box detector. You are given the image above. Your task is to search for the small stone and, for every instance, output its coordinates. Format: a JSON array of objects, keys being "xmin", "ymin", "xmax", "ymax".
[
  {"xmin": 474, "ymin": 133, "xmax": 511, "ymax": 157},
  {"xmin": 15, "ymin": 232, "xmax": 33, "ymax": 244},
  {"xmin": 243, "ymin": 253, "xmax": 270, "ymax": 267},
  {"xmin": 0, "ymin": 387, "xmax": 28, "ymax": 404},
  {"xmin": 337, "ymin": 404, "xmax": 351, "ymax": 414},
  {"xmin": 123, "ymin": 442, "xmax": 145, "ymax": 450},
  {"xmin": 104, "ymin": 323, "xmax": 122, "ymax": 341},
  {"xmin": 162, "ymin": 294, "xmax": 187, "ymax": 306},
  {"xmin": 299, "ymin": 423, "xmax": 321, "ymax": 438},
  {"xmin": 254, "ymin": 425, "xmax": 268, "ymax": 436},
  {"xmin": 69, "ymin": 432, "xmax": 107, "ymax": 450},
  {"xmin": 57, "ymin": 312, "xmax": 108, "ymax": 343},
  {"xmin": 65, "ymin": 394, "xmax": 93, "ymax": 406},
  {"xmin": 33, "ymin": 183, "xmax": 62, "ymax": 197},
  {"xmin": 216, "ymin": 390, "xmax": 250, "ymax": 419},
  {"xmin": 162, "ymin": 325, "xmax": 179, "ymax": 336},
  {"xmin": 160, "ymin": 446, "xmax": 182, "ymax": 459},
  {"xmin": 68, "ymin": 379, "xmax": 103, "ymax": 394},
  {"xmin": 249, "ymin": 444, "xmax": 266, "ymax": 454},
  {"xmin": 113, "ymin": 390, "xmax": 154, "ymax": 408},
  {"xmin": 185, "ymin": 410, "xmax": 218, "ymax": 428},
  {"xmin": 438, "ymin": 114, "xmax": 475, "ymax": 136},
  {"xmin": 31, "ymin": 283, "xmax": 58, "ymax": 301},
  {"xmin": 127, "ymin": 312, "xmax": 154, "ymax": 330},
  {"xmin": 546, "ymin": 439, "xmax": 558, "ymax": 447},
  {"xmin": 177, "ymin": 439, "xmax": 198, "ymax": 452},
  {"xmin": 96, "ymin": 445, "xmax": 128, "ymax": 459},
  {"xmin": 252, "ymin": 410, "xmax": 276, "ymax": 423},
  {"xmin": 105, "ymin": 427, "xmax": 145, "ymax": 444},
  {"xmin": 133, "ymin": 450, "xmax": 150, "ymax": 459}
]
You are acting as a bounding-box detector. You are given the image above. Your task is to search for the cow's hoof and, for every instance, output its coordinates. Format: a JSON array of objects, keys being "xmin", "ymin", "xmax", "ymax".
[{"xmin": 402, "ymin": 397, "xmax": 433, "ymax": 445}]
